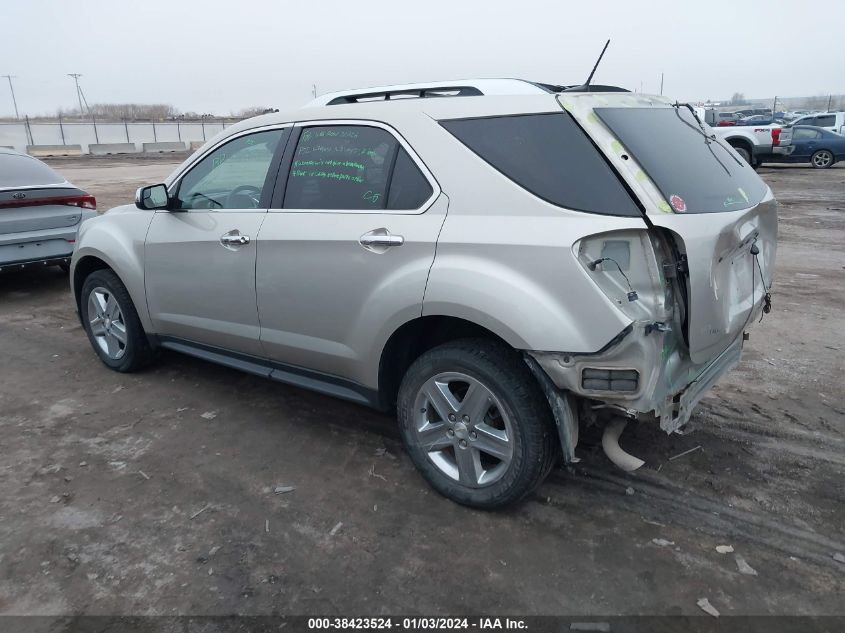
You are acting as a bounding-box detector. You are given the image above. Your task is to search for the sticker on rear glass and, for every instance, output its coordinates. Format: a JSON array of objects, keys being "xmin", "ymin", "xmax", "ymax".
[{"xmin": 669, "ymin": 194, "xmax": 687, "ymax": 213}]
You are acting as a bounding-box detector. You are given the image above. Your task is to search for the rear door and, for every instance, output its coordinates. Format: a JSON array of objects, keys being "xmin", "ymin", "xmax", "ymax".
[
  {"xmin": 590, "ymin": 104, "xmax": 777, "ymax": 363},
  {"xmin": 789, "ymin": 127, "xmax": 822, "ymax": 159},
  {"xmin": 255, "ymin": 122, "xmax": 445, "ymax": 388},
  {"xmin": 145, "ymin": 127, "xmax": 288, "ymax": 356}
]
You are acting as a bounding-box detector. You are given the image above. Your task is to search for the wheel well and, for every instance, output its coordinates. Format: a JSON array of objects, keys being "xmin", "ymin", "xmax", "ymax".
[
  {"xmin": 377, "ymin": 316, "xmax": 511, "ymax": 412},
  {"xmin": 72, "ymin": 256, "xmax": 111, "ymax": 311},
  {"xmin": 727, "ymin": 137, "xmax": 753, "ymax": 155}
]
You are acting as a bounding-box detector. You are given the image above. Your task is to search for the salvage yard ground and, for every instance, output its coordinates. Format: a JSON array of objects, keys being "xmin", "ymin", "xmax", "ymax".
[{"xmin": 0, "ymin": 156, "xmax": 843, "ymax": 615}]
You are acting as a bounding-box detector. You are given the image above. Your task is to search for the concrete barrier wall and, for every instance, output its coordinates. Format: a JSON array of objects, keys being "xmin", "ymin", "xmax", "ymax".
[
  {"xmin": 0, "ymin": 121, "xmax": 230, "ymax": 154},
  {"xmin": 189, "ymin": 140, "xmax": 207, "ymax": 150},
  {"xmin": 89, "ymin": 143, "xmax": 138, "ymax": 155},
  {"xmin": 142, "ymin": 141, "xmax": 187, "ymax": 153},
  {"xmin": 27, "ymin": 144, "xmax": 83, "ymax": 157}
]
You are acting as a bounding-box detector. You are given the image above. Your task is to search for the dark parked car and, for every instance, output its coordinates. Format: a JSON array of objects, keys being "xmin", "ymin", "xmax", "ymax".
[
  {"xmin": 774, "ymin": 126, "xmax": 844, "ymax": 168},
  {"xmin": 0, "ymin": 148, "xmax": 96, "ymax": 272}
]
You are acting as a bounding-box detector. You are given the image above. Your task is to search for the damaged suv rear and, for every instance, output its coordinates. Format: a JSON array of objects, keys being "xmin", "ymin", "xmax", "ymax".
[{"xmin": 522, "ymin": 93, "xmax": 777, "ymax": 470}]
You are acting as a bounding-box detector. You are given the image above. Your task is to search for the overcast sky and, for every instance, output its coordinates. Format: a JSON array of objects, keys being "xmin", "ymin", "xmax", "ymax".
[{"xmin": 2, "ymin": 0, "xmax": 843, "ymax": 117}]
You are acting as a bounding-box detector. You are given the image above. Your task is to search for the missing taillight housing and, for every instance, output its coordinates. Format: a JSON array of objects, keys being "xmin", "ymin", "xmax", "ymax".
[{"xmin": 0, "ymin": 193, "xmax": 96, "ymax": 210}]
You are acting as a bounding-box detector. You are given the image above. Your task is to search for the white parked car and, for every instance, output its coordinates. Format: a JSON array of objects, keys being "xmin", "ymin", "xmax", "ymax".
[{"xmin": 788, "ymin": 112, "xmax": 845, "ymax": 136}]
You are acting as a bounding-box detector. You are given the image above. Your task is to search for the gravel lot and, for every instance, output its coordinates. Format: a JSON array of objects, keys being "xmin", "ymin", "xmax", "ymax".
[{"xmin": 1, "ymin": 156, "xmax": 843, "ymax": 616}]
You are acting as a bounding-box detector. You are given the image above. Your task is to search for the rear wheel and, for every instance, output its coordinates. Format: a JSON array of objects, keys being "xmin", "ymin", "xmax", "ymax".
[
  {"xmin": 731, "ymin": 144, "xmax": 752, "ymax": 165},
  {"xmin": 80, "ymin": 269, "xmax": 153, "ymax": 372},
  {"xmin": 397, "ymin": 339, "xmax": 557, "ymax": 509},
  {"xmin": 811, "ymin": 149, "xmax": 834, "ymax": 169}
]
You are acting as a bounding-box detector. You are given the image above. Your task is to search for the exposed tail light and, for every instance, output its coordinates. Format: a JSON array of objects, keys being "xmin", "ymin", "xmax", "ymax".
[
  {"xmin": 0, "ymin": 193, "xmax": 96, "ymax": 210},
  {"xmin": 771, "ymin": 128, "xmax": 781, "ymax": 146}
]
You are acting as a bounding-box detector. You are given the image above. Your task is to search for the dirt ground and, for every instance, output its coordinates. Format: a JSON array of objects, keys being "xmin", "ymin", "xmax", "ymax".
[{"xmin": 0, "ymin": 156, "xmax": 843, "ymax": 617}]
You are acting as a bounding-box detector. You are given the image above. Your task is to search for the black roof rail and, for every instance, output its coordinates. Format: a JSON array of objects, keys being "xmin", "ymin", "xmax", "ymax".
[
  {"xmin": 560, "ymin": 84, "xmax": 630, "ymax": 93},
  {"xmin": 326, "ymin": 86, "xmax": 484, "ymax": 105}
]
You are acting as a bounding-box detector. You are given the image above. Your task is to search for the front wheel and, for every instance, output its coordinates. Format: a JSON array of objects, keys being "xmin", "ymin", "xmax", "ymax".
[
  {"xmin": 397, "ymin": 339, "xmax": 558, "ymax": 509},
  {"xmin": 80, "ymin": 269, "xmax": 153, "ymax": 372},
  {"xmin": 811, "ymin": 149, "xmax": 834, "ymax": 169}
]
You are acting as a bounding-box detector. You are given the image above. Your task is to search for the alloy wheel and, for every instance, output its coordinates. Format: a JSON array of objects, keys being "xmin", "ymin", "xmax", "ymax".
[
  {"xmin": 813, "ymin": 150, "xmax": 833, "ymax": 168},
  {"xmin": 87, "ymin": 286, "xmax": 127, "ymax": 360},
  {"xmin": 413, "ymin": 372, "xmax": 514, "ymax": 488}
]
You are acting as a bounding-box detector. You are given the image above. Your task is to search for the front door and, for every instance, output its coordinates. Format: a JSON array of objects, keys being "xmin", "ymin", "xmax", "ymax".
[
  {"xmin": 145, "ymin": 127, "xmax": 288, "ymax": 355},
  {"xmin": 256, "ymin": 123, "xmax": 445, "ymax": 388}
]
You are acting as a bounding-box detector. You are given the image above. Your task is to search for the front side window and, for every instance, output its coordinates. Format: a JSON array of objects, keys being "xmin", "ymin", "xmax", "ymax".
[
  {"xmin": 176, "ymin": 129, "xmax": 285, "ymax": 210},
  {"xmin": 441, "ymin": 113, "xmax": 641, "ymax": 217},
  {"xmin": 283, "ymin": 125, "xmax": 432, "ymax": 211}
]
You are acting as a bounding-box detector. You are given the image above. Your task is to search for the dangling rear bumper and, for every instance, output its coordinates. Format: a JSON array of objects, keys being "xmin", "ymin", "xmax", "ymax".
[{"xmin": 528, "ymin": 323, "xmax": 748, "ymax": 434}]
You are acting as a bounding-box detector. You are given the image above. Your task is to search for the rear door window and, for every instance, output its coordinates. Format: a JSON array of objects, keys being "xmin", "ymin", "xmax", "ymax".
[
  {"xmin": 814, "ymin": 115, "xmax": 836, "ymax": 128},
  {"xmin": 440, "ymin": 113, "xmax": 641, "ymax": 217},
  {"xmin": 793, "ymin": 128, "xmax": 821, "ymax": 140},
  {"xmin": 594, "ymin": 106, "xmax": 769, "ymax": 213},
  {"xmin": 387, "ymin": 147, "xmax": 433, "ymax": 209}
]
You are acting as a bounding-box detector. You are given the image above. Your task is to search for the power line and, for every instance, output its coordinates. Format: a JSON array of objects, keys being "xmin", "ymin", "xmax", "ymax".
[
  {"xmin": 67, "ymin": 73, "xmax": 86, "ymax": 114},
  {"xmin": 2, "ymin": 74, "xmax": 19, "ymax": 119}
]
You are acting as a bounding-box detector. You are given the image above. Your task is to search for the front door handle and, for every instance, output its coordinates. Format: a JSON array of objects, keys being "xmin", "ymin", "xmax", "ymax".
[
  {"xmin": 359, "ymin": 228, "xmax": 404, "ymax": 250},
  {"xmin": 220, "ymin": 230, "xmax": 250, "ymax": 248}
]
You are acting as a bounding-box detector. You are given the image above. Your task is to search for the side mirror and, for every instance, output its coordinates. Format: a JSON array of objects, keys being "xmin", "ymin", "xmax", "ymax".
[{"xmin": 135, "ymin": 184, "xmax": 170, "ymax": 210}]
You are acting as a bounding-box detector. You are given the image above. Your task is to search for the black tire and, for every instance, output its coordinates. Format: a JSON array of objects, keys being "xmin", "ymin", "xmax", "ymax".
[
  {"xmin": 811, "ymin": 149, "xmax": 834, "ymax": 169},
  {"xmin": 732, "ymin": 144, "xmax": 753, "ymax": 166},
  {"xmin": 80, "ymin": 269, "xmax": 153, "ymax": 372},
  {"xmin": 397, "ymin": 339, "xmax": 558, "ymax": 509}
]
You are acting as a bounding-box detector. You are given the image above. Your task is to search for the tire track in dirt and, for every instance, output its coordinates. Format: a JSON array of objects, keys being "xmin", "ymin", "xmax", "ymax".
[{"xmin": 546, "ymin": 465, "xmax": 844, "ymax": 569}]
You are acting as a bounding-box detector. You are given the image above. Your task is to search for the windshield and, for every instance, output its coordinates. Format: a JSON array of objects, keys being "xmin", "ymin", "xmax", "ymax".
[{"xmin": 594, "ymin": 107, "xmax": 769, "ymax": 214}]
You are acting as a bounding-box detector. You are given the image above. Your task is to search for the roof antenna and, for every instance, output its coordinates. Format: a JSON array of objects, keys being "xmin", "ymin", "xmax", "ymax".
[
  {"xmin": 584, "ymin": 39, "xmax": 610, "ymax": 87},
  {"xmin": 562, "ymin": 39, "xmax": 613, "ymax": 92}
]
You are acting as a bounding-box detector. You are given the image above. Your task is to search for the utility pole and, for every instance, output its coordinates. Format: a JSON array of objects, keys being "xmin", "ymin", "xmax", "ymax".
[
  {"xmin": 2, "ymin": 74, "xmax": 20, "ymax": 119},
  {"xmin": 660, "ymin": 72, "xmax": 664, "ymax": 96},
  {"xmin": 68, "ymin": 73, "xmax": 84, "ymax": 115},
  {"xmin": 772, "ymin": 95, "xmax": 777, "ymax": 115},
  {"xmin": 312, "ymin": 84, "xmax": 317, "ymax": 98},
  {"xmin": 827, "ymin": 94, "xmax": 832, "ymax": 112}
]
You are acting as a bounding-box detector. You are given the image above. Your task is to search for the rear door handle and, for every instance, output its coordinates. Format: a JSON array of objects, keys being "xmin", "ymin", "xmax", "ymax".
[
  {"xmin": 220, "ymin": 230, "xmax": 250, "ymax": 248},
  {"xmin": 359, "ymin": 228, "xmax": 404, "ymax": 250}
]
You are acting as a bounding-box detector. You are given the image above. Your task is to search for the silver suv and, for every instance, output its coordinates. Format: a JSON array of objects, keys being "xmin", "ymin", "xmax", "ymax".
[{"xmin": 71, "ymin": 79, "xmax": 777, "ymax": 508}]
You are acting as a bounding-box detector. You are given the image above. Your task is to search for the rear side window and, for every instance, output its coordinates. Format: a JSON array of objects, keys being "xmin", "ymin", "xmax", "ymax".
[
  {"xmin": 283, "ymin": 125, "xmax": 433, "ymax": 211},
  {"xmin": 0, "ymin": 153, "xmax": 65, "ymax": 188},
  {"xmin": 814, "ymin": 115, "xmax": 836, "ymax": 127},
  {"xmin": 440, "ymin": 113, "xmax": 641, "ymax": 217},
  {"xmin": 793, "ymin": 128, "xmax": 821, "ymax": 140}
]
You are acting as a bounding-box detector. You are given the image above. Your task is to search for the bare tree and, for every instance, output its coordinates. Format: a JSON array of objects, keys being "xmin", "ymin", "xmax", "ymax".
[
  {"xmin": 56, "ymin": 103, "xmax": 180, "ymax": 120},
  {"xmin": 730, "ymin": 92, "xmax": 746, "ymax": 105},
  {"xmin": 234, "ymin": 106, "xmax": 278, "ymax": 118}
]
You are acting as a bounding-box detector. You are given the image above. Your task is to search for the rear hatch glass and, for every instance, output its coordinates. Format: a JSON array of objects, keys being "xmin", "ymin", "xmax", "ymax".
[
  {"xmin": 0, "ymin": 152, "xmax": 66, "ymax": 188},
  {"xmin": 593, "ymin": 107, "xmax": 768, "ymax": 214}
]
